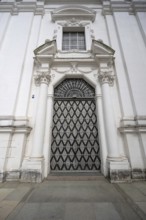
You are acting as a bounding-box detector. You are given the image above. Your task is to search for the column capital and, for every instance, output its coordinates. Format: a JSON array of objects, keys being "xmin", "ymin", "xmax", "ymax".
[
  {"xmin": 34, "ymin": 71, "xmax": 51, "ymax": 86},
  {"xmin": 98, "ymin": 70, "xmax": 115, "ymax": 86}
]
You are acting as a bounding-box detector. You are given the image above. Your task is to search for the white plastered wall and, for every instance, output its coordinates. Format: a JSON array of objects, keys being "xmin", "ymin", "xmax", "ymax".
[{"xmin": 0, "ymin": 2, "xmax": 146, "ymax": 179}]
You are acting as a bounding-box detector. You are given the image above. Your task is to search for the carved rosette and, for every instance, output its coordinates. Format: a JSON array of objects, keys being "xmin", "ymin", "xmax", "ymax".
[
  {"xmin": 98, "ymin": 70, "xmax": 115, "ymax": 86},
  {"xmin": 34, "ymin": 72, "xmax": 51, "ymax": 86}
]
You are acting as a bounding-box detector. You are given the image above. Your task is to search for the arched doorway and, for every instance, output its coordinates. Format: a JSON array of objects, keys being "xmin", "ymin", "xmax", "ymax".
[{"xmin": 50, "ymin": 78, "xmax": 100, "ymax": 172}]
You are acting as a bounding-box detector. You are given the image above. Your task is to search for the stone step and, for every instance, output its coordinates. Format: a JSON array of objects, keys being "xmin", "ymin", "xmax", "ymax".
[{"xmin": 47, "ymin": 172, "xmax": 105, "ymax": 181}]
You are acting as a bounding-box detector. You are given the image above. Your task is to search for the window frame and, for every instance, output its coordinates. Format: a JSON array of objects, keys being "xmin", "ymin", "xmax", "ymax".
[{"xmin": 62, "ymin": 27, "xmax": 86, "ymax": 51}]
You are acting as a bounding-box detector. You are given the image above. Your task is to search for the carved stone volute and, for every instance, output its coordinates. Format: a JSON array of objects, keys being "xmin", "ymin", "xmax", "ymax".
[
  {"xmin": 98, "ymin": 70, "xmax": 115, "ymax": 86},
  {"xmin": 35, "ymin": 71, "xmax": 51, "ymax": 86}
]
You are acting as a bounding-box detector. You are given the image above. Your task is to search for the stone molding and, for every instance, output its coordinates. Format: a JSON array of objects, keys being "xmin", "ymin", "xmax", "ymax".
[
  {"xmin": 51, "ymin": 5, "xmax": 96, "ymax": 22},
  {"xmin": 0, "ymin": 116, "xmax": 31, "ymax": 134},
  {"xmin": 1, "ymin": 1, "xmax": 146, "ymax": 15},
  {"xmin": 0, "ymin": 1, "xmax": 45, "ymax": 15},
  {"xmin": 45, "ymin": 0, "xmax": 100, "ymax": 4},
  {"xmin": 34, "ymin": 40, "xmax": 56, "ymax": 65},
  {"xmin": 92, "ymin": 39, "xmax": 115, "ymax": 55},
  {"xmin": 95, "ymin": 94, "xmax": 102, "ymax": 102},
  {"xmin": 0, "ymin": 116, "xmax": 29, "ymax": 125},
  {"xmin": 0, "ymin": 126, "xmax": 32, "ymax": 134},
  {"xmin": 119, "ymin": 116, "xmax": 146, "ymax": 133},
  {"xmin": 47, "ymin": 94, "xmax": 54, "ymax": 99},
  {"xmin": 102, "ymin": 0, "xmax": 146, "ymax": 15}
]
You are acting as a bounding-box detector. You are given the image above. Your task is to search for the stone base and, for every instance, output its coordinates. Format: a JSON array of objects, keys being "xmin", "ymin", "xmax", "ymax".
[
  {"xmin": 6, "ymin": 170, "xmax": 20, "ymax": 181},
  {"xmin": 132, "ymin": 169, "xmax": 146, "ymax": 180},
  {"xmin": 108, "ymin": 169, "xmax": 131, "ymax": 183},
  {"xmin": 107, "ymin": 157, "xmax": 131, "ymax": 183},
  {"xmin": 0, "ymin": 170, "xmax": 20, "ymax": 182},
  {"xmin": 0, "ymin": 172, "xmax": 6, "ymax": 182},
  {"xmin": 21, "ymin": 157, "xmax": 44, "ymax": 183}
]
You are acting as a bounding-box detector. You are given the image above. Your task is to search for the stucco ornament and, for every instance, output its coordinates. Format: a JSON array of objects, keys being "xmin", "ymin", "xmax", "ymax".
[
  {"xmin": 52, "ymin": 62, "xmax": 97, "ymax": 75},
  {"xmin": 58, "ymin": 18, "xmax": 89, "ymax": 27},
  {"xmin": 98, "ymin": 70, "xmax": 115, "ymax": 86},
  {"xmin": 34, "ymin": 71, "xmax": 52, "ymax": 86}
]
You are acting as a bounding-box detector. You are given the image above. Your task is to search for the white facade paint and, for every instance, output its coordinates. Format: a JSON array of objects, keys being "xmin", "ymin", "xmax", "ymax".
[{"xmin": 0, "ymin": 0, "xmax": 146, "ymax": 182}]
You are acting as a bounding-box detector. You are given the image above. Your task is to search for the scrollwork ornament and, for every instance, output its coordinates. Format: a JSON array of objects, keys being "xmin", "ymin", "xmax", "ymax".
[
  {"xmin": 58, "ymin": 18, "xmax": 89, "ymax": 27},
  {"xmin": 98, "ymin": 70, "xmax": 115, "ymax": 86}
]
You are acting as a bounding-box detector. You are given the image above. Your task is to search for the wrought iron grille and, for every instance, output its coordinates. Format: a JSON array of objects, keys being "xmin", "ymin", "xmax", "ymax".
[{"xmin": 50, "ymin": 79, "xmax": 100, "ymax": 171}]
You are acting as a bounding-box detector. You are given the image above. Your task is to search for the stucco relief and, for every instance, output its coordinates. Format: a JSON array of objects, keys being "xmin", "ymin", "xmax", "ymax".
[
  {"xmin": 34, "ymin": 71, "xmax": 55, "ymax": 86},
  {"xmin": 98, "ymin": 70, "xmax": 115, "ymax": 86},
  {"xmin": 52, "ymin": 62, "xmax": 97, "ymax": 75},
  {"xmin": 57, "ymin": 18, "xmax": 90, "ymax": 27}
]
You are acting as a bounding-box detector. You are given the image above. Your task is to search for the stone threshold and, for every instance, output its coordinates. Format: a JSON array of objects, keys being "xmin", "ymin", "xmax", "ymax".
[{"xmin": 47, "ymin": 172, "xmax": 105, "ymax": 181}]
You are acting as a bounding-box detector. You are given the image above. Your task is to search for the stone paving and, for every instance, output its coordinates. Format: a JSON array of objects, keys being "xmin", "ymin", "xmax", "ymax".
[{"xmin": 0, "ymin": 177, "xmax": 146, "ymax": 220}]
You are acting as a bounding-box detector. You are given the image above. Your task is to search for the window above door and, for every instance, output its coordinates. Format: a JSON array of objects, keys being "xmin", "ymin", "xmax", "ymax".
[
  {"xmin": 62, "ymin": 29, "xmax": 86, "ymax": 51},
  {"xmin": 51, "ymin": 5, "xmax": 96, "ymax": 52}
]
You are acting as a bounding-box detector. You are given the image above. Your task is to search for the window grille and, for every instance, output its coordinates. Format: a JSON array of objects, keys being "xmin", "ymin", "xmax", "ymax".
[{"xmin": 62, "ymin": 32, "xmax": 86, "ymax": 51}]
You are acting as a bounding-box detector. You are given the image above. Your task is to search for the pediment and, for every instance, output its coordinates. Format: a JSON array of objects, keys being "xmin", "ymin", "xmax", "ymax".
[
  {"xmin": 34, "ymin": 40, "xmax": 56, "ymax": 56},
  {"xmin": 92, "ymin": 40, "xmax": 115, "ymax": 56},
  {"xmin": 34, "ymin": 40, "xmax": 56, "ymax": 63},
  {"xmin": 51, "ymin": 5, "xmax": 96, "ymax": 22},
  {"xmin": 33, "ymin": 39, "xmax": 115, "ymax": 65}
]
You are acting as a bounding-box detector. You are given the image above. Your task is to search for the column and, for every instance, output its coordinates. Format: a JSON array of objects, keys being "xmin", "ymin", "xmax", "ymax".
[
  {"xmin": 31, "ymin": 72, "xmax": 51, "ymax": 158},
  {"xmin": 98, "ymin": 70, "xmax": 120, "ymax": 159},
  {"xmin": 21, "ymin": 71, "xmax": 51, "ymax": 183},
  {"xmin": 43, "ymin": 93, "xmax": 54, "ymax": 177},
  {"xmin": 95, "ymin": 84, "xmax": 108, "ymax": 176},
  {"xmin": 98, "ymin": 66, "xmax": 131, "ymax": 182}
]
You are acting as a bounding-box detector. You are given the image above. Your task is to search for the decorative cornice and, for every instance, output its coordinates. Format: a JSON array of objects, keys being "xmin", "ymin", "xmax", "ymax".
[
  {"xmin": 1, "ymin": 1, "xmax": 146, "ymax": 15},
  {"xmin": 0, "ymin": 1, "xmax": 44, "ymax": 15},
  {"xmin": 102, "ymin": 0, "xmax": 146, "ymax": 15},
  {"xmin": 98, "ymin": 70, "xmax": 115, "ymax": 86}
]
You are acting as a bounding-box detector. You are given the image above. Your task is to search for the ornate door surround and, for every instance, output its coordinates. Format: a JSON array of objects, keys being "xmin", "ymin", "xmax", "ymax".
[{"xmin": 20, "ymin": 39, "xmax": 131, "ymax": 183}]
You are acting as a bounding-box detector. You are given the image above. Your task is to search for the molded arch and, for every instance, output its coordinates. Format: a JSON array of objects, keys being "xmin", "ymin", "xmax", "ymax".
[
  {"xmin": 51, "ymin": 5, "xmax": 96, "ymax": 22},
  {"xmin": 54, "ymin": 78, "xmax": 95, "ymax": 98}
]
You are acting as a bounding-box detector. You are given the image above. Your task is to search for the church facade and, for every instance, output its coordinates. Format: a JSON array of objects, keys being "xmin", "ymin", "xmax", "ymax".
[{"xmin": 0, "ymin": 0, "xmax": 146, "ymax": 183}]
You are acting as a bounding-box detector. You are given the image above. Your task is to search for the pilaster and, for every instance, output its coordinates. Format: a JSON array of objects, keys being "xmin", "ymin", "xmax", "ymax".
[
  {"xmin": 98, "ymin": 63, "xmax": 131, "ymax": 183},
  {"xmin": 21, "ymin": 71, "xmax": 51, "ymax": 183}
]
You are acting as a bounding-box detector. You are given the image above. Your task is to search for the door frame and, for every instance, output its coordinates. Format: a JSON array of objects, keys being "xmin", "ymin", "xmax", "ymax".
[
  {"xmin": 43, "ymin": 74, "xmax": 107, "ymax": 177},
  {"xmin": 50, "ymin": 78, "xmax": 101, "ymax": 172}
]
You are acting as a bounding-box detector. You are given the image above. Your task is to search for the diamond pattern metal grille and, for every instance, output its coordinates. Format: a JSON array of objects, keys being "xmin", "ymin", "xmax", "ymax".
[{"xmin": 50, "ymin": 79, "xmax": 100, "ymax": 171}]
